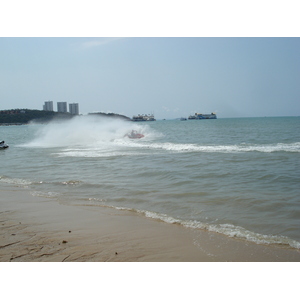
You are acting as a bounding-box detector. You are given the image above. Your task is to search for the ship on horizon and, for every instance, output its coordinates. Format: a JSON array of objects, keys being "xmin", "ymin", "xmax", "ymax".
[
  {"xmin": 188, "ymin": 112, "xmax": 217, "ymax": 120},
  {"xmin": 132, "ymin": 114, "xmax": 156, "ymax": 121}
]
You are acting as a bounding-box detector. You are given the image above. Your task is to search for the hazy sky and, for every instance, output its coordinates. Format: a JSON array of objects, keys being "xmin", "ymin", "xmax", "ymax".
[{"xmin": 1, "ymin": 37, "xmax": 299, "ymax": 119}]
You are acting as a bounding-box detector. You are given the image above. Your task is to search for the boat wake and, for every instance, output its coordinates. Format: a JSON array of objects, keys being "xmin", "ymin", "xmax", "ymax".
[
  {"xmin": 19, "ymin": 115, "xmax": 156, "ymax": 149},
  {"xmin": 130, "ymin": 141, "xmax": 300, "ymax": 154},
  {"xmin": 17, "ymin": 117, "xmax": 300, "ymax": 157}
]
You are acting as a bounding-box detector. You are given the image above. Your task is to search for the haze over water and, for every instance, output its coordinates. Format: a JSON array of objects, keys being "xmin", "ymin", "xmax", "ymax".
[{"xmin": 1, "ymin": 116, "xmax": 300, "ymax": 249}]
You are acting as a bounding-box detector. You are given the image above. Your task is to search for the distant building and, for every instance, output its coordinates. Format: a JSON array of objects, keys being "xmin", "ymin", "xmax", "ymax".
[
  {"xmin": 69, "ymin": 103, "xmax": 79, "ymax": 115},
  {"xmin": 43, "ymin": 101, "xmax": 53, "ymax": 111},
  {"xmin": 57, "ymin": 102, "xmax": 68, "ymax": 113}
]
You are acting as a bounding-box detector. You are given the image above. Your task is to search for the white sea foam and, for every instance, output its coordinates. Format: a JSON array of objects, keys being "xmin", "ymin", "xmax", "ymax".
[
  {"xmin": 40, "ymin": 140, "xmax": 300, "ymax": 158},
  {"xmin": 19, "ymin": 116, "xmax": 299, "ymax": 156},
  {"xmin": 20, "ymin": 115, "xmax": 154, "ymax": 148},
  {"xmin": 30, "ymin": 190, "xmax": 60, "ymax": 198},
  {"xmin": 19, "ymin": 116, "xmax": 162, "ymax": 159},
  {"xmin": 0, "ymin": 176, "xmax": 32, "ymax": 187},
  {"xmin": 111, "ymin": 206, "xmax": 300, "ymax": 249},
  {"xmin": 132, "ymin": 141, "xmax": 300, "ymax": 153}
]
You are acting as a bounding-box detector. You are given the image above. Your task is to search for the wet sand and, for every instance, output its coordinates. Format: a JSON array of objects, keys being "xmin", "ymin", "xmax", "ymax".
[{"xmin": 1, "ymin": 185, "xmax": 300, "ymax": 262}]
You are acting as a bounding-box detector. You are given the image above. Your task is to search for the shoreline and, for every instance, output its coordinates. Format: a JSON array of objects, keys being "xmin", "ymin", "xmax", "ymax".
[{"xmin": 1, "ymin": 185, "xmax": 300, "ymax": 262}]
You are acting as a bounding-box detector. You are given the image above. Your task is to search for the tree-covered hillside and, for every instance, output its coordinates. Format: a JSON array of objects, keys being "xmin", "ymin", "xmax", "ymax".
[{"xmin": 0, "ymin": 109, "xmax": 73, "ymax": 124}]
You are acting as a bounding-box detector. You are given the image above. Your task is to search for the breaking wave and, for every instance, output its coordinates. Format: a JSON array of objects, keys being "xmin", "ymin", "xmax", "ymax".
[
  {"xmin": 104, "ymin": 205, "xmax": 300, "ymax": 249},
  {"xmin": 0, "ymin": 175, "xmax": 33, "ymax": 187}
]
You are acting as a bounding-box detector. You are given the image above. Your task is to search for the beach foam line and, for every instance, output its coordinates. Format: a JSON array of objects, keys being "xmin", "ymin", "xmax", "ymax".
[
  {"xmin": 3, "ymin": 174, "xmax": 300, "ymax": 250},
  {"xmin": 2, "ymin": 184, "xmax": 300, "ymax": 262},
  {"xmin": 0, "ymin": 175, "xmax": 33, "ymax": 187},
  {"xmin": 97, "ymin": 204, "xmax": 300, "ymax": 250}
]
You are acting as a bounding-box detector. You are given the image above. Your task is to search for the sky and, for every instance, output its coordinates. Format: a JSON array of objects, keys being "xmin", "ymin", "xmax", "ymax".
[
  {"xmin": 1, "ymin": 37, "xmax": 299, "ymax": 119},
  {"xmin": 1, "ymin": 2, "xmax": 300, "ymax": 119}
]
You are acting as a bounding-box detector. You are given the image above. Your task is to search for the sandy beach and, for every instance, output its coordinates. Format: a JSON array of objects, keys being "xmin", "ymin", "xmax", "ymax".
[{"xmin": 1, "ymin": 185, "xmax": 300, "ymax": 262}]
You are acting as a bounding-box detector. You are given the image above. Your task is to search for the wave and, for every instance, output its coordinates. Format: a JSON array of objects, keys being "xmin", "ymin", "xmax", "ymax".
[
  {"xmin": 2, "ymin": 174, "xmax": 299, "ymax": 249},
  {"xmin": 0, "ymin": 175, "xmax": 62, "ymax": 200},
  {"xmin": 0, "ymin": 175, "xmax": 33, "ymax": 187},
  {"xmin": 106, "ymin": 205, "xmax": 300, "ymax": 249},
  {"xmin": 0, "ymin": 175, "xmax": 84, "ymax": 189},
  {"xmin": 30, "ymin": 190, "xmax": 60, "ymax": 198},
  {"xmin": 17, "ymin": 116, "xmax": 299, "ymax": 156},
  {"xmin": 46, "ymin": 141, "xmax": 300, "ymax": 158},
  {"xmin": 132, "ymin": 141, "xmax": 300, "ymax": 153}
]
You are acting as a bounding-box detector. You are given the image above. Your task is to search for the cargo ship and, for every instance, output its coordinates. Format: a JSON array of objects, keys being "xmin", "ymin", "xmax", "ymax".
[
  {"xmin": 132, "ymin": 114, "xmax": 156, "ymax": 121},
  {"xmin": 188, "ymin": 112, "xmax": 217, "ymax": 120}
]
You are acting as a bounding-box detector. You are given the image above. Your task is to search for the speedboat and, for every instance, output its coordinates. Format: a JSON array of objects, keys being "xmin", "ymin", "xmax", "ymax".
[
  {"xmin": 0, "ymin": 141, "xmax": 9, "ymax": 149},
  {"xmin": 125, "ymin": 130, "xmax": 144, "ymax": 139}
]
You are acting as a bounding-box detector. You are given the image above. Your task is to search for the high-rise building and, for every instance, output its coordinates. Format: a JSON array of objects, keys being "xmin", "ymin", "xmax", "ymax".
[
  {"xmin": 43, "ymin": 101, "xmax": 53, "ymax": 111},
  {"xmin": 69, "ymin": 103, "xmax": 79, "ymax": 115},
  {"xmin": 57, "ymin": 102, "xmax": 68, "ymax": 113}
]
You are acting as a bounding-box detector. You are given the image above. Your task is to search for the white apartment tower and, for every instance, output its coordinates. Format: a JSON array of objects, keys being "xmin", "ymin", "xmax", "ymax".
[
  {"xmin": 43, "ymin": 101, "xmax": 53, "ymax": 111},
  {"xmin": 57, "ymin": 102, "xmax": 68, "ymax": 113},
  {"xmin": 69, "ymin": 103, "xmax": 79, "ymax": 115}
]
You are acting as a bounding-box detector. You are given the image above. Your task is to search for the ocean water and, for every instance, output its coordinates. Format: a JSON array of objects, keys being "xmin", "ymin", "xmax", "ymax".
[{"xmin": 1, "ymin": 116, "xmax": 300, "ymax": 249}]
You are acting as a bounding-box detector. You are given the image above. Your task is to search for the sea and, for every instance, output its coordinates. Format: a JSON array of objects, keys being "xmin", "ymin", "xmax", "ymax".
[{"xmin": 1, "ymin": 116, "xmax": 300, "ymax": 249}]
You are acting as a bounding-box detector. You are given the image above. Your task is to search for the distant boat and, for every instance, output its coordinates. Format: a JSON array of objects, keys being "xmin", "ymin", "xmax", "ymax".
[
  {"xmin": 180, "ymin": 117, "xmax": 187, "ymax": 121},
  {"xmin": 132, "ymin": 114, "xmax": 156, "ymax": 121},
  {"xmin": 188, "ymin": 113, "xmax": 217, "ymax": 120}
]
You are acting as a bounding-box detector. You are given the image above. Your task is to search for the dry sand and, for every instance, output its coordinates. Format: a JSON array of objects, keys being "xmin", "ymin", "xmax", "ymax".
[{"xmin": 1, "ymin": 185, "xmax": 300, "ymax": 262}]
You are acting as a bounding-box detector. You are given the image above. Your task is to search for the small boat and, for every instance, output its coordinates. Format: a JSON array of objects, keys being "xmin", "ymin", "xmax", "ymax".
[
  {"xmin": 180, "ymin": 117, "xmax": 187, "ymax": 121},
  {"xmin": 125, "ymin": 130, "xmax": 144, "ymax": 139},
  {"xmin": 0, "ymin": 140, "xmax": 9, "ymax": 149}
]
